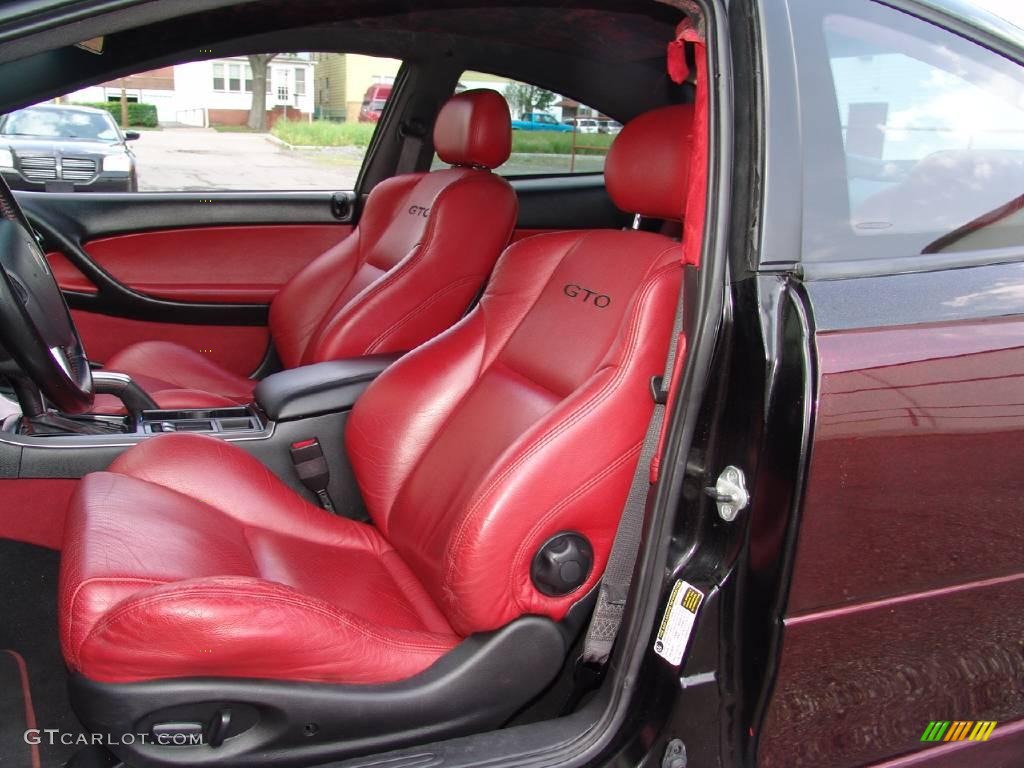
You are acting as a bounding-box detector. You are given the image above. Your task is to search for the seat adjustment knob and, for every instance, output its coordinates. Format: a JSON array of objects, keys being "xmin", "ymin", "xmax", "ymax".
[{"xmin": 531, "ymin": 532, "xmax": 593, "ymax": 596}]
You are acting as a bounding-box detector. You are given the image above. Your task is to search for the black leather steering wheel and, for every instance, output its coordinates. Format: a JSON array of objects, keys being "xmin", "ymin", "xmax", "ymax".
[{"xmin": 0, "ymin": 176, "xmax": 93, "ymax": 414}]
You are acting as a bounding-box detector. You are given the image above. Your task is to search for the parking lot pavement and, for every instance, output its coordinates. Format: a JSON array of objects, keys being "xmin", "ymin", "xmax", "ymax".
[{"xmin": 132, "ymin": 127, "xmax": 363, "ymax": 191}]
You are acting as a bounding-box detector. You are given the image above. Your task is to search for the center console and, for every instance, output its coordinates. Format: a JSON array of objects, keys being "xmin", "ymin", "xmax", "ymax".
[
  {"xmin": 141, "ymin": 407, "xmax": 263, "ymax": 435},
  {"xmin": 0, "ymin": 353, "xmax": 402, "ymax": 518}
]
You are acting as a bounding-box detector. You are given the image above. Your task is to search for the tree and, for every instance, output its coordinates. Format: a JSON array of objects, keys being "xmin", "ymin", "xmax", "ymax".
[
  {"xmin": 247, "ymin": 54, "xmax": 277, "ymax": 131},
  {"xmin": 503, "ymin": 82, "xmax": 557, "ymax": 118},
  {"xmin": 119, "ymin": 79, "xmax": 129, "ymax": 128}
]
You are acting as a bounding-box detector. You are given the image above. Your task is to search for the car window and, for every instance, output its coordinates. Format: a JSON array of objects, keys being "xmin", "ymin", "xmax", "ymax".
[
  {"xmin": 4, "ymin": 53, "xmax": 400, "ymax": 192},
  {"xmin": 795, "ymin": 0, "xmax": 1024, "ymax": 261},
  {"xmin": 430, "ymin": 73, "xmax": 614, "ymax": 176}
]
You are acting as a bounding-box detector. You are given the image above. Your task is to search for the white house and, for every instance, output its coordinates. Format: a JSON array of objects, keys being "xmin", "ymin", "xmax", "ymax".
[{"xmin": 66, "ymin": 54, "xmax": 316, "ymax": 127}]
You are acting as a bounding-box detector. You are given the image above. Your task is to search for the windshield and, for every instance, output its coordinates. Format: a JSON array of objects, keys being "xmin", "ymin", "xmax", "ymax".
[{"xmin": 0, "ymin": 108, "xmax": 119, "ymax": 141}]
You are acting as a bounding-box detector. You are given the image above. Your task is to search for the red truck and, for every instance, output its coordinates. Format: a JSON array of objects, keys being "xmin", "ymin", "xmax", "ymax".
[{"xmin": 358, "ymin": 83, "xmax": 392, "ymax": 122}]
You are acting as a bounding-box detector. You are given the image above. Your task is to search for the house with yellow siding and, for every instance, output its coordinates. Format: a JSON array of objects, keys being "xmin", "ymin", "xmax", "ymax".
[
  {"xmin": 312, "ymin": 56, "xmax": 516, "ymax": 122},
  {"xmin": 312, "ymin": 53, "xmax": 401, "ymax": 122}
]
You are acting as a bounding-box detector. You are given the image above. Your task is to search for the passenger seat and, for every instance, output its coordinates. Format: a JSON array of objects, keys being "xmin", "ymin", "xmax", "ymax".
[{"xmin": 95, "ymin": 89, "xmax": 517, "ymax": 411}]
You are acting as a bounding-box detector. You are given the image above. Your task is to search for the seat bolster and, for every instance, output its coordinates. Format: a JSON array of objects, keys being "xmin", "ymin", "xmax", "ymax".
[
  {"xmin": 105, "ymin": 340, "xmax": 255, "ymax": 402},
  {"xmin": 90, "ymin": 388, "xmax": 241, "ymax": 415},
  {"xmin": 308, "ymin": 171, "xmax": 517, "ymax": 362},
  {"xmin": 268, "ymin": 223, "xmax": 370, "ymax": 370},
  {"xmin": 75, "ymin": 576, "xmax": 458, "ymax": 684},
  {"xmin": 108, "ymin": 433, "xmax": 359, "ymax": 541}
]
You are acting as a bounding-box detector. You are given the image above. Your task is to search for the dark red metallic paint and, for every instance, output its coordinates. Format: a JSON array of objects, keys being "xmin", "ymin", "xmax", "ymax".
[{"xmin": 759, "ymin": 316, "xmax": 1024, "ymax": 767}]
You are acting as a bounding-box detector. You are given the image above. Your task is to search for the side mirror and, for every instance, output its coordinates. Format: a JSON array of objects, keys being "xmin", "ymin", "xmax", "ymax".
[{"xmin": 124, "ymin": 131, "xmax": 140, "ymax": 141}]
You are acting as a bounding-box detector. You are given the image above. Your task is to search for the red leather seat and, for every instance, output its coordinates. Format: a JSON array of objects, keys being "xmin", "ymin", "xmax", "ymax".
[
  {"xmin": 96, "ymin": 89, "xmax": 517, "ymax": 411},
  {"xmin": 60, "ymin": 102, "xmax": 694, "ymax": 719}
]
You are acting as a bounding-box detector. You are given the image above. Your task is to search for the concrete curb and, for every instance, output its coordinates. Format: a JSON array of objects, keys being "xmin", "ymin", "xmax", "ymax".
[
  {"xmin": 264, "ymin": 134, "xmax": 364, "ymax": 153},
  {"xmin": 265, "ymin": 134, "xmax": 604, "ymax": 162}
]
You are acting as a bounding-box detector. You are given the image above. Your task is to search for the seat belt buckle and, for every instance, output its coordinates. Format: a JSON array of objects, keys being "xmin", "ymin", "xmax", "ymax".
[
  {"xmin": 289, "ymin": 438, "xmax": 336, "ymax": 513},
  {"xmin": 650, "ymin": 375, "xmax": 668, "ymax": 405}
]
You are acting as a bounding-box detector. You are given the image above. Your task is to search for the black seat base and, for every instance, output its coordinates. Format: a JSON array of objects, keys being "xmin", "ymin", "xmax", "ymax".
[{"xmin": 69, "ymin": 617, "xmax": 568, "ymax": 768}]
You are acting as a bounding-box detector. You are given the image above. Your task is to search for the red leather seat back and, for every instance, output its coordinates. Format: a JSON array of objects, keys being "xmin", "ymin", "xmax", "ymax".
[
  {"xmin": 270, "ymin": 89, "xmax": 516, "ymax": 368},
  {"xmin": 347, "ymin": 104, "xmax": 695, "ymax": 637}
]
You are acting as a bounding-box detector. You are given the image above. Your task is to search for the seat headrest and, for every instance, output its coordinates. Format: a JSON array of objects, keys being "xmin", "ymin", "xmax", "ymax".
[
  {"xmin": 434, "ymin": 89, "xmax": 512, "ymax": 170},
  {"xmin": 606, "ymin": 104, "xmax": 695, "ymax": 221}
]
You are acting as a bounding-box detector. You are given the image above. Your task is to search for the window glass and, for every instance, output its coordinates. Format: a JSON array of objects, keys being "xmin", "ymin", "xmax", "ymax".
[
  {"xmin": 430, "ymin": 72, "xmax": 615, "ymax": 176},
  {"xmin": 3, "ymin": 53, "xmax": 398, "ymax": 191},
  {"xmin": 797, "ymin": 0, "xmax": 1024, "ymax": 260}
]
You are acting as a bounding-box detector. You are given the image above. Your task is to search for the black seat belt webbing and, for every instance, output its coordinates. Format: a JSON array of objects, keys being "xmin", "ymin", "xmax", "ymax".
[
  {"xmin": 397, "ymin": 118, "xmax": 427, "ymax": 172},
  {"xmin": 581, "ymin": 283, "xmax": 686, "ymax": 665}
]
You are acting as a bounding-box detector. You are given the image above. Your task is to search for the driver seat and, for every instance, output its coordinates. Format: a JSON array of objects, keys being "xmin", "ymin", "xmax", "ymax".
[{"xmin": 59, "ymin": 104, "xmax": 696, "ymax": 766}]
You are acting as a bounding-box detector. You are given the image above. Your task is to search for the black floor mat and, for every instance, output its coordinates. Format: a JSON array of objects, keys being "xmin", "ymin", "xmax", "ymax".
[
  {"xmin": 0, "ymin": 540, "xmax": 84, "ymax": 768},
  {"xmin": 0, "ymin": 650, "xmax": 40, "ymax": 767}
]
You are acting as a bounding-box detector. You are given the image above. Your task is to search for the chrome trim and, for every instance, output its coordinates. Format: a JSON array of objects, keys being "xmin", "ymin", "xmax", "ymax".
[
  {"xmin": 0, "ymin": 420, "xmax": 277, "ymax": 450},
  {"xmin": 48, "ymin": 345, "xmax": 72, "ymax": 377},
  {"xmin": 91, "ymin": 370, "xmax": 133, "ymax": 385}
]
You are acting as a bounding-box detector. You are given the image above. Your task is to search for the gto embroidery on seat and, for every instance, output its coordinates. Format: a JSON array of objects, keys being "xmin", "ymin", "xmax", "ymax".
[{"xmin": 563, "ymin": 283, "xmax": 611, "ymax": 308}]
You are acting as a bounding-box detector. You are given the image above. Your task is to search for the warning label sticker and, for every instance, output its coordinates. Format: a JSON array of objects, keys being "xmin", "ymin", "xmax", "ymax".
[{"xmin": 653, "ymin": 580, "xmax": 704, "ymax": 666}]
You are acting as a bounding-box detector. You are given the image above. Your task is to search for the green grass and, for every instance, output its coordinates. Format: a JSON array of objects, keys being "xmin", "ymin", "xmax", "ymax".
[
  {"xmin": 510, "ymin": 131, "xmax": 613, "ymax": 156},
  {"xmin": 270, "ymin": 120, "xmax": 613, "ymax": 156},
  {"xmin": 212, "ymin": 124, "xmax": 260, "ymax": 133},
  {"xmin": 272, "ymin": 120, "xmax": 377, "ymax": 148}
]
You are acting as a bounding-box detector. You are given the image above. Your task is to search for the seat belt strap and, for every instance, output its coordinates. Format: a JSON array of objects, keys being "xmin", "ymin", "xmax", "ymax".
[
  {"xmin": 581, "ymin": 287, "xmax": 686, "ymax": 665},
  {"xmin": 580, "ymin": 15, "xmax": 709, "ymax": 666},
  {"xmin": 397, "ymin": 118, "xmax": 428, "ymax": 172}
]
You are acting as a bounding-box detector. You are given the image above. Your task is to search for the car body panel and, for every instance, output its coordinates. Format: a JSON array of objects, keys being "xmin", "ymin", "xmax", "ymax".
[
  {"xmin": 359, "ymin": 84, "xmax": 392, "ymax": 122},
  {"xmin": 510, "ymin": 112, "xmax": 573, "ymax": 131},
  {"xmin": 751, "ymin": 0, "xmax": 1024, "ymax": 764},
  {"xmin": 758, "ymin": 262, "xmax": 1024, "ymax": 766}
]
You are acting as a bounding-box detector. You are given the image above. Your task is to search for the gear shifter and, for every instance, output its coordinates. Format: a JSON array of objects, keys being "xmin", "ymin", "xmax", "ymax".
[
  {"xmin": 9, "ymin": 370, "xmax": 158, "ymax": 435},
  {"xmin": 91, "ymin": 371, "xmax": 159, "ymax": 417}
]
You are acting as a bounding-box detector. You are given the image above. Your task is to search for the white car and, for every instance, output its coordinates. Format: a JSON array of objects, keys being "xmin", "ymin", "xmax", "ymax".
[{"xmin": 573, "ymin": 118, "xmax": 600, "ymax": 134}]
